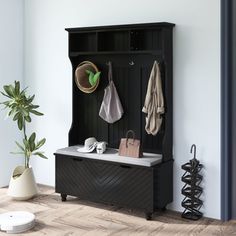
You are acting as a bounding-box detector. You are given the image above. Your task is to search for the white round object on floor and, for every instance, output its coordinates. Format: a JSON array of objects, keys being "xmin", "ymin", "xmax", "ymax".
[{"xmin": 0, "ymin": 211, "xmax": 35, "ymax": 234}]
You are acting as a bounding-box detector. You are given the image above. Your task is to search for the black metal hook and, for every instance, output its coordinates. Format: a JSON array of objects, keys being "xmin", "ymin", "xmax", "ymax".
[
  {"xmin": 129, "ymin": 61, "xmax": 135, "ymax": 66},
  {"xmin": 190, "ymin": 144, "xmax": 197, "ymax": 159}
]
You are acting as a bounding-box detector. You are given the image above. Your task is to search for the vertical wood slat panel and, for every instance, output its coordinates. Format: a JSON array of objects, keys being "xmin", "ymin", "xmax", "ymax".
[
  {"xmin": 68, "ymin": 24, "xmax": 173, "ymax": 160},
  {"xmin": 70, "ymin": 54, "xmax": 165, "ymax": 154}
]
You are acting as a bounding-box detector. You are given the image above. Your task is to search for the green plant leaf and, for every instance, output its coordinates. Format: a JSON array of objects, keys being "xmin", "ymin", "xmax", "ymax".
[
  {"xmin": 20, "ymin": 87, "xmax": 28, "ymax": 96},
  {"xmin": 23, "ymin": 138, "xmax": 29, "ymax": 149},
  {"xmin": 21, "ymin": 108, "xmax": 29, "ymax": 117},
  {"xmin": 15, "ymin": 141, "xmax": 24, "ymax": 151},
  {"xmin": 13, "ymin": 112, "xmax": 20, "ymax": 121},
  {"xmin": 86, "ymin": 69, "xmax": 93, "ymax": 75},
  {"xmin": 93, "ymin": 72, "xmax": 101, "ymax": 84},
  {"xmin": 10, "ymin": 151, "xmax": 24, "ymax": 155},
  {"xmin": 1, "ymin": 100, "xmax": 10, "ymax": 106},
  {"xmin": 17, "ymin": 116, "xmax": 23, "ymax": 130},
  {"xmin": 36, "ymin": 138, "xmax": 46, "ymax": 150},
  {"xmin": 3, "ymin": 85, "xmax": 14, "ymax": 97},
  {"xmin": 30, "ymin": 110, "xmax": 44, "ymax": 116},
  {"xmin": 86, "ymin": 70, "xmax": 96, "ymax": 86},
  {"xmin": 29, "ymin": 133, "xmax": 36, "ymax": 151},
  {"xmin": 30, "ymin": 105, "xmax": 39, "ymax": 109},
  {"xmin": 33, "ymin": 152, "xmax": 48, "ymax": 159},
  {"xmin": 8, "ymin": 109, "xmax": 15, "ymax": 117},
  {"xmin": 28, "ymin": 95, "xmax": 35, "ymax": 103},
  {"xmin": 88, "ymin": 73, "xmax": 94, "ymax": 86},
  {"xmin": 9, "ymin": 85, "xmax": 15, "ymax": 97},
  {"xmin": 3, "ymin": 85, "xmax": 12, "ymax": 98},
  {"xmin": 25, "ymin": 116, "xmax": 31, "ymax": 122},
  {"xmin": 15, "ymin": 81, "xmax": 20, "ymax": 96},
  {"xmin": 0, "ymin": 91, "xmax": 11, "ymax": 98},
  {"xmin": 87, "ymin": 70, "xmax": 100, "ymax": 86},
  {"xmin": 29, "ymin": 132, "xmax": 36, "ymax": 143},
  {"xmin": 29, "ymin": 142, "xmax": 35, "ymax": 152}
]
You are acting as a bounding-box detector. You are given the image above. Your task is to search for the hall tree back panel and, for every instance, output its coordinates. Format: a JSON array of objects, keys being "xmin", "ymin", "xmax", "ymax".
[{"xmin": 67, "ymin": 22, "xmax": 174, "ymax": 162}]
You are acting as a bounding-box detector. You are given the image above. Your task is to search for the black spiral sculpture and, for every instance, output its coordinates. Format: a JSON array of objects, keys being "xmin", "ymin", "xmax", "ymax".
[{"xmin": 181, "ymin": 144, "xmax": 203, "ymax": 220}]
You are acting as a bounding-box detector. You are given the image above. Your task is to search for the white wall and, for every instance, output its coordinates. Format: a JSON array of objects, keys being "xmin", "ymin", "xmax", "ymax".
[
  {"xmin": 24, "ymin": 0, "xmax": 221, "ymax": 219},
  {"xmin": 0, "ymin": 0, "xmax": 24, "ymax": 187}
]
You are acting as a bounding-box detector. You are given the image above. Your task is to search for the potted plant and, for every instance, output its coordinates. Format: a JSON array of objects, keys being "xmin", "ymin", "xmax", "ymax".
[{"xmin": 0, "ymin": 81, "xmax": 47, "ymax": 200}]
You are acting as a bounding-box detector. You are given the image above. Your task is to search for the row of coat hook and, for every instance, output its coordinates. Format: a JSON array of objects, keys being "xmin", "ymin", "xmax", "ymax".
[
  {"xmin": 105, "ymin": 60, "xmax": 161, "ymax": 66},
  {"xmin": 105, "ymin": 61, "xmax": 135, "ymax": 66}
]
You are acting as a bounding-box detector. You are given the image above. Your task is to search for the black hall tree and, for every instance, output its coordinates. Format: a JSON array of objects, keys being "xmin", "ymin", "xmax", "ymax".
[{"xmin": 55, "ymin": 22, "xmax": 174, "ymax": 220}]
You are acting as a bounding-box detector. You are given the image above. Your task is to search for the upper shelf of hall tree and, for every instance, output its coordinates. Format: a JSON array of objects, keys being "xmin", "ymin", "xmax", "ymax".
[{"xmin": 65, "ymin": 22, "xmax": 175, "ymax": 55}]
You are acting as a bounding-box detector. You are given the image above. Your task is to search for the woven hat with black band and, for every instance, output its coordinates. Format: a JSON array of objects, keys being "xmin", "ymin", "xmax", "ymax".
[{"xmin": 75, "ymin": 61, "xmax": 100, "ymax": 93}]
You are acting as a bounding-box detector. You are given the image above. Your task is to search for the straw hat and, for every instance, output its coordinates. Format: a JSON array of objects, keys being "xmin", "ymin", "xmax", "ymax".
[{"xmin": 75, "ymin": 61, "xmax": 100, "ymax": 93}]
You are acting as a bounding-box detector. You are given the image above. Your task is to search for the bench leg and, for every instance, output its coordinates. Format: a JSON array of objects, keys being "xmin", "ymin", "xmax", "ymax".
[
  {"xmin": 61, "ymin": 194, "xmax": 67, "ymax": 202},
  {"xmin": 145, "ymin": 212, "xmax": 153, "ymax": 220}
]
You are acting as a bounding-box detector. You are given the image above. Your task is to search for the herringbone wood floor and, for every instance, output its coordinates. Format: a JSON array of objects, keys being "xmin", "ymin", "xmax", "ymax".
[{"xmin": 0, "ymin": 185, "xmax": 235, "ymax": 236}]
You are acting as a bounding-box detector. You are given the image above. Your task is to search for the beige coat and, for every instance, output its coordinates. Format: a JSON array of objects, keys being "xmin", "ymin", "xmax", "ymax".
[{"xmin": 142, "ymin": 61, "xmax": 164, "ymax": 136}]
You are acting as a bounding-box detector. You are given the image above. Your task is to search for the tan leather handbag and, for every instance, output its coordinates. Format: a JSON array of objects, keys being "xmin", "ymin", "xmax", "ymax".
[{"xmin": 118, "ymin": 130, "xmax": 143, "ymax": 158}]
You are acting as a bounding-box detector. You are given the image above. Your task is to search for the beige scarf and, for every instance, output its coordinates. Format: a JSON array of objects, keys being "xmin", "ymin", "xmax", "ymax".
[{"xmin": 142, "ymin": 61, "xmax": 164, "ymax": 135}]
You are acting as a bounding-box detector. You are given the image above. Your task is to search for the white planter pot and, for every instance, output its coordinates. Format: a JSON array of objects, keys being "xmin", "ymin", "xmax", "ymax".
[{"xmin": 8, "ymin": 166, "xmax": 38, "ymax": 200}]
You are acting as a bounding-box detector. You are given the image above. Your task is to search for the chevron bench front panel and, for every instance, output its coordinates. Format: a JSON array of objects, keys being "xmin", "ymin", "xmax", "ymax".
[{"xmin": 55, "ymin": 154, "xmax": 173, "ymax": 218}]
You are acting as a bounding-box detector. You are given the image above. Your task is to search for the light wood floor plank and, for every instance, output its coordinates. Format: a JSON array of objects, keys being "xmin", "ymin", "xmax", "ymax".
[{"xmin": 0, "ymin": 185, "xmax": 235, "ymax": 236}]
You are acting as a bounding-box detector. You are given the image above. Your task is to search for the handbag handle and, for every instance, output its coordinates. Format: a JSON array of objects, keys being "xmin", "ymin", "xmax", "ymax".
[{"xmin": 125, "ymin": 130, "xmax": 135, "ymax": 147}]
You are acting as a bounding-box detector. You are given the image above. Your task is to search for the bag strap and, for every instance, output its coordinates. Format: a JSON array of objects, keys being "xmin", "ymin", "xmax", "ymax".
[
  {"xmin": 125, "ymin": 130, "xmax": 135, "ymax": 147},
  {"xmin": 108, "ymin": 61, "xmax": 113, "ymax": 83}
]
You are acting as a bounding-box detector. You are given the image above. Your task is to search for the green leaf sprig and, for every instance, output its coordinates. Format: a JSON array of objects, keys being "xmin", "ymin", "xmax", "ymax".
[{"xmin": 86, "ymin": 70, "xmax": 101, "ymax": 86}]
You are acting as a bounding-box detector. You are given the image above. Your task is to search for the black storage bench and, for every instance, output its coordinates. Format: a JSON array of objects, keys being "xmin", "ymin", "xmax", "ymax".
[{"xmin": 55, "ymin": 146, "xmax": 173, "ymax": 220}]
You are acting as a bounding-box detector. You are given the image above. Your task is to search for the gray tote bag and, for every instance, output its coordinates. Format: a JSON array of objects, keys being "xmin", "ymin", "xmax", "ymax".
[{"xmin": 99, "ymin": 62, "xmax": 124, "ymax": 123}]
